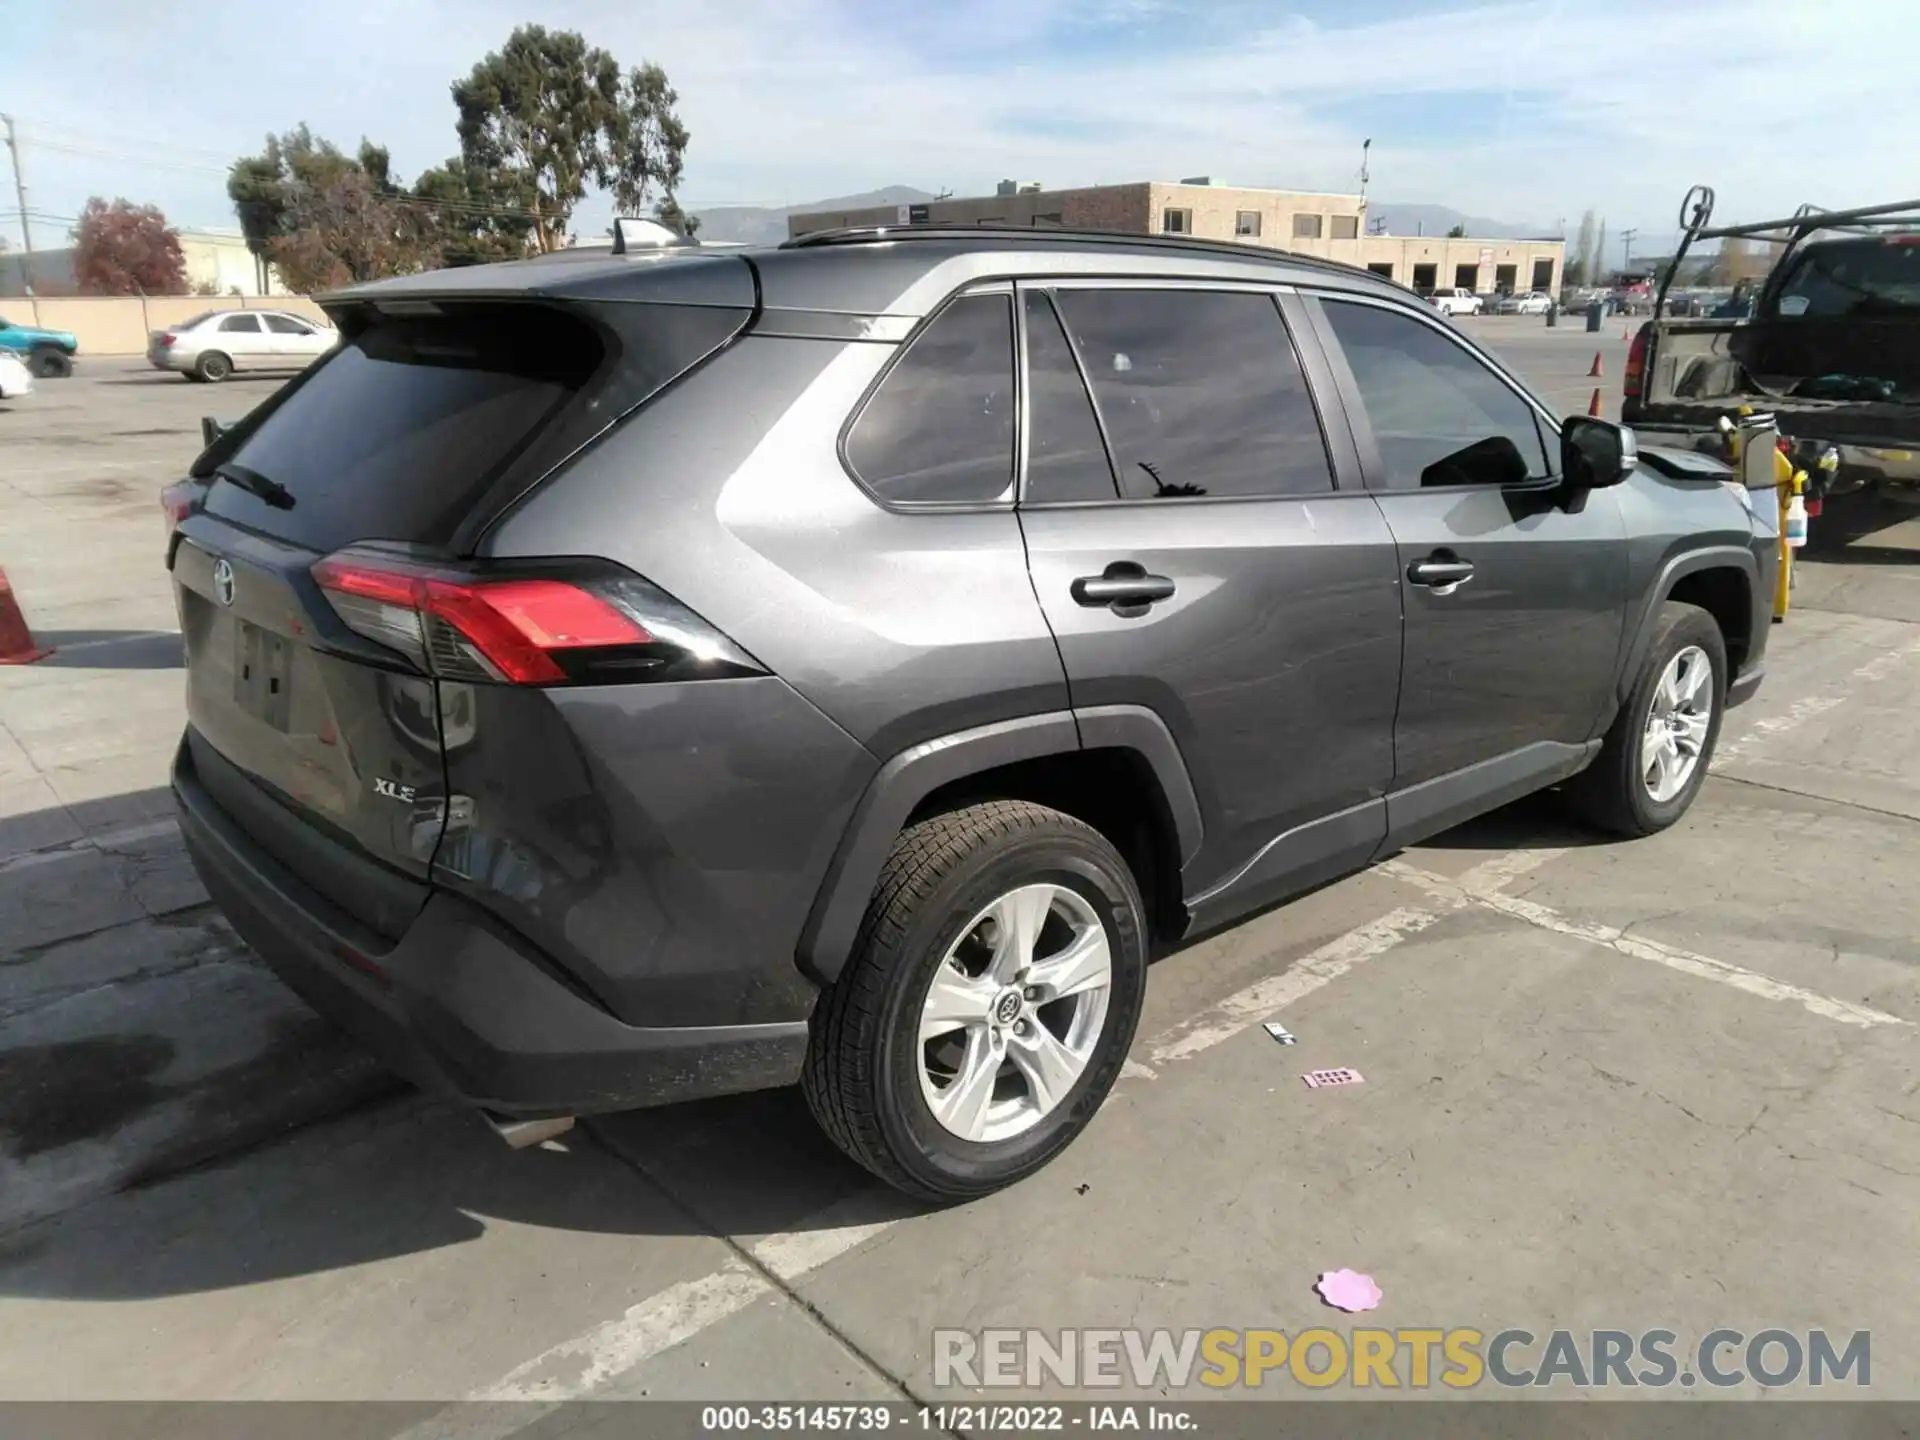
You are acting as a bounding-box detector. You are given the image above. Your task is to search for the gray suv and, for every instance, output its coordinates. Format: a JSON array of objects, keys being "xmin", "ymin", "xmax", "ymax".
[{"xmin": 167, "ymin": 228, "xmax": 1774, "ymax": 1201}]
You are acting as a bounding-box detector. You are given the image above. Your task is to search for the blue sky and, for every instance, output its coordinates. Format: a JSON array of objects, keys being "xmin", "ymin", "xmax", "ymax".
[{"xmin": 0, "ymin": 0, "xmax": 1909, "ymax": 253}]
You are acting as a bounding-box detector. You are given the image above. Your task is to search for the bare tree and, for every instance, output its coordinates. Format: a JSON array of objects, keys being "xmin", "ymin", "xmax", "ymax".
[{"xmin": 1569, "ymin": 211, "xmax": 1597, "ymax": 286}]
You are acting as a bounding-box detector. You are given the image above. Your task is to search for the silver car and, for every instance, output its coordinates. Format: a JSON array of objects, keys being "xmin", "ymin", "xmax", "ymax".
[{"xmin": 147, "ymin": 309, "xmax": 336, "ymax": 382}]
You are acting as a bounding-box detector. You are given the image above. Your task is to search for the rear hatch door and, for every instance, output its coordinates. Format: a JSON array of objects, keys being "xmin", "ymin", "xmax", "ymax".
[{"xmin": 171, "ymin": 281, "xmax": 752, "ymax": 934}]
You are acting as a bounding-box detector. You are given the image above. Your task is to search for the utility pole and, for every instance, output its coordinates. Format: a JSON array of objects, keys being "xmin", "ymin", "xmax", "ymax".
[
  {"xmin": 1359, "ymin": 138, "xmax": 1371, "ymax": 208},
  {"xmin": 1620, "ymin": 227, "xmax": 1638, "ymax": 270},
  {"xmin": 2, "ymin": 114, "xmax": 35, "ymax": 295}
]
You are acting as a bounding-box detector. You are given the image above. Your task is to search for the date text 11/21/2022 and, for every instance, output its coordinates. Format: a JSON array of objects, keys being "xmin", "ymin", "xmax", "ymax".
[{"xmin": 699, "ymin": 1405, "xmax": 1196, "ymax": 1431}]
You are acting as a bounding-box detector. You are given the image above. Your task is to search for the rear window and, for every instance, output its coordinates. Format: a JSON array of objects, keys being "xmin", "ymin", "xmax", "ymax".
[
  {"xmin": 1773, "ymin": 239, "xmax": 1920, "ymax": 318},
  {"xmin": 205, "ymin": 300, "xmax": 745, "ymax": 551},
  {"xmin": 207, "ymin": 305, "xmax": 603, "ymax": 551}
]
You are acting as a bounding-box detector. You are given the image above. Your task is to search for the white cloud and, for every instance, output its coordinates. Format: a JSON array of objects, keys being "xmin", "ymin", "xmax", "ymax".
[{"xmin": 0, "ymin": 0, "xmax": 1912, "ymax": 246}]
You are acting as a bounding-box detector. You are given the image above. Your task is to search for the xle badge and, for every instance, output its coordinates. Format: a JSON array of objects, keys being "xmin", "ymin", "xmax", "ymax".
[{"xmin": 373, "ymin": 778, "xmax": 417, "ymax": 803}]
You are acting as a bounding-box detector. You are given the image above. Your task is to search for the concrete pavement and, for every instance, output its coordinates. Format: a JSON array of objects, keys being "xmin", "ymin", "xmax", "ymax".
[{"xmin": 0, "ymin": 364, "xmax": 392, "ymax": 1231}]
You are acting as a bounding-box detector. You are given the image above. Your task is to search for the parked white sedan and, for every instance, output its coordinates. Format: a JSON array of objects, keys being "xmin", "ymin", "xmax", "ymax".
[
  {"xmin": 147, "ymin": 309, "xmax": 336, "ymax": 382},
  {"xmin": 0, "ymin": 352, "xmax": 32, "ymax": 401},
  {"xmin": 1495, "ymin": 290, "xmax": 1557, "ymax": 315}
]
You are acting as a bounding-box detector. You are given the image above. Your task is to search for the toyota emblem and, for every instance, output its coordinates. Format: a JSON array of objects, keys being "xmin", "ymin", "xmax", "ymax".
[{"xmin": 212, "ymin": 558, "xmax": 236, "ymax": 607}]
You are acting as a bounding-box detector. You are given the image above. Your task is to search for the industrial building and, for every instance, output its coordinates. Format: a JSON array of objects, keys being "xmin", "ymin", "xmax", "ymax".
[{"xmin": 789, "ymin": 179, "xmax": 1566, "ymax": 295}]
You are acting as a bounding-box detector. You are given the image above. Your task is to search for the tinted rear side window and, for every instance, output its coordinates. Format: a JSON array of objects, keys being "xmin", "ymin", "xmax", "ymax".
[
  {"xmin": 1052, "ymin": 288, "xmax": 1333, "ymax": 500},
  {"xmin": 844, "ymin": 293, "xmax": 1015, "ymax": 505},
  {"xmin": 1022, "ymin": 290, "xmax": 1118, "ymax": 503}
]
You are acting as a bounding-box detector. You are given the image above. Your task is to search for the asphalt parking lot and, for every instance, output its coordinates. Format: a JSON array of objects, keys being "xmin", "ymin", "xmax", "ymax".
[{"xmin": 3, "ymin": 320, "xmax": 1920, "ymax": 1416}]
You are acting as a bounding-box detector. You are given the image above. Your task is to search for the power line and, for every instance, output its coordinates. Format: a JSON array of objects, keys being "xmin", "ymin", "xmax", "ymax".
[{"xmin": 13, "ymin": 117, "xmax": 238, "ymax": 163}]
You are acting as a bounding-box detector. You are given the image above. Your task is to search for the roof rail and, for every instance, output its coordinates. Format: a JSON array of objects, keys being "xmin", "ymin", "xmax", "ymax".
[{"xmin": 779, "ymin": 224, "xmax": 1369, "ymax": 277}]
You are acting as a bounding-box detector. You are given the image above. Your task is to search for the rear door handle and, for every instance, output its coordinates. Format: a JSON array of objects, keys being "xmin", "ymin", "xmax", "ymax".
[
  {"xmin": 1408, "ymin": 554, "xmax": 1475, "ymax": 590},
  {"xmin": 1071, "ymin": 562, "xmax": 1176, "ymax": 614}
]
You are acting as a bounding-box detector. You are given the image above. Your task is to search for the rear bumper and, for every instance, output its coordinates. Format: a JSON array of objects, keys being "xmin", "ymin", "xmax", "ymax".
[{"xmin": 174, "ymin": 740, "xmax": 811, "ymax": 1117}]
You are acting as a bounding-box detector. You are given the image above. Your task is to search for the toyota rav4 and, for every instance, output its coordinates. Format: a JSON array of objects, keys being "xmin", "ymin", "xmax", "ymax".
[{"xmin": 168, "ymin": 228, "xmax": 1774, "ymax": 1201}]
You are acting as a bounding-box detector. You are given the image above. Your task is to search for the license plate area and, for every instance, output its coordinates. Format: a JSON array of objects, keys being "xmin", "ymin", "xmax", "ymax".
[{"xmin": 233, "ymin": 620, "xmax": 293, "ymax": 731}]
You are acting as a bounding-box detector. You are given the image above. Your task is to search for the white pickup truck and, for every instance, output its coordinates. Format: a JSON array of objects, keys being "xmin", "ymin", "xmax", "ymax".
[{"xmin": 1428, "ymin": 287, "xmax": 1484, "ymax": 316}]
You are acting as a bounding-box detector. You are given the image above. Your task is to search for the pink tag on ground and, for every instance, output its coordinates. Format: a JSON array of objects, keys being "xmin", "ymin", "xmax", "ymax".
[
  {"xmin": 1303, "ymin": 1068, "xmax": 1364, "ymax": 1088},
  {"xmin": 1316, "ymin": 1268, "xmax": 1384, "ymax": 1312}
]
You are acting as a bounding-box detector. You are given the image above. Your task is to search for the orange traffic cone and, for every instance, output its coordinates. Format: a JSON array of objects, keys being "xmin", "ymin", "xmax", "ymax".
[
  {"xmin": 1587, "ymin": 352, "xmax": 1604, "ymax": 378},
  {"xmin": 1587, "ymin": 388, "xmax": 1604, "ymax": 418},
  {"xmin": 0, "ymin": 568, "xmax": 52, "ymax": 665}
]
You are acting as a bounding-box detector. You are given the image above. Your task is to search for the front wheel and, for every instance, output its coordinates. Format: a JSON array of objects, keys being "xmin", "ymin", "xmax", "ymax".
[
  {"xmin": 803, "ymin": 800, "xmax": 1148, "ymax": 1202},
  {"xmin": 1566, "ymin": 601, "xmax": 1727, "ymax": 836},
  {"xmin": 29, "ymin": 347, "xmax": 72, "ymax": 379}
]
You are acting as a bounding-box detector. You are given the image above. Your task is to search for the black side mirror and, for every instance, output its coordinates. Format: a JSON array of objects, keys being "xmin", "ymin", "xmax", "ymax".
[{"xmin": 1561, "ymin": 416, "xmax": 1638, "ymax": 492}]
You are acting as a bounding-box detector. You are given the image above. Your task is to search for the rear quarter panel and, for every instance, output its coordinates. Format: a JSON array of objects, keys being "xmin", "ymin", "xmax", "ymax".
[
  {"xmin": 431, "ymin": 675, "xmax": 875, "ymax": 1028},
  {"xmin": 482, "ymin": 334, "xmax": 1071, "ymax": 758}
]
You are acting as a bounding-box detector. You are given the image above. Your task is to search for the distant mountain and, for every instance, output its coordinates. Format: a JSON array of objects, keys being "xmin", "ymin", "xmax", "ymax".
[
  {"xmin": 690, "ymin": 186, "xmax": 938, "ymax": 246},
  {"xmin": 1362, "ymin": 202, "xmax": 1556, "ymax": 240}
]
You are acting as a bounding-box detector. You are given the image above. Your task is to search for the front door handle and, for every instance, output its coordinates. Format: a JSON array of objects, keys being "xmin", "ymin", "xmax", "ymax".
[
  {"xmin": 1408, "ymin": 553, "xmax": 1475, "ymax": 591},
  {"xmin": 1071, "ymin": 561, "xmax": 1176, "ymax": 614}
]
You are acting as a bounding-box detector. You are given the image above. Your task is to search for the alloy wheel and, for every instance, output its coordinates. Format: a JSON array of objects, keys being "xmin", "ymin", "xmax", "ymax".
[
  {"xmin": 916, "ymin": 883, "xmax": 1112, "ymax": 1143},
  {"xmin": 1642, "ymin": 644, "xmax": 1713, "ymax": 803}
]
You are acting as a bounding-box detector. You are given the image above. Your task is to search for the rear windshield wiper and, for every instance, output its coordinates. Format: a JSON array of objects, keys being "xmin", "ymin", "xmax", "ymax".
[{"xmin": 213, "ymin": 461, "xmax": 294, "ymax": 510}]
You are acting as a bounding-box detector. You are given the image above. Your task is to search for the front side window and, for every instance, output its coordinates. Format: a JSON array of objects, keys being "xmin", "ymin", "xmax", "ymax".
[
  {"xmin": 219, "ymin": 314, "xmax": 262, "ymax": 333},
  {"xmin": 264, "ymin": 314, "xmax": 315, "ymax": 335},
  {"xmin": 844, "ymin": 293, "xmax": 1015, "ymax": 505},
  {"xmin": 1050, "ymin": 288, "xmax": 1333, "ymax": 501},
  {"xmin": 1321, "ymin": 298, "xmax": 1549, "ymax": 490}
]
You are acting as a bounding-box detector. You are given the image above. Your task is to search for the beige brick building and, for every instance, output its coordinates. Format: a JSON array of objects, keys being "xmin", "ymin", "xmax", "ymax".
[{"xmin": 789, "ymin": 180, "xmax": 1565, "ymax": 296}]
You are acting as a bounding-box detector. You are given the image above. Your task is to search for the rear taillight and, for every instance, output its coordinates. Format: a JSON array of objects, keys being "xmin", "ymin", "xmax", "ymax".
[
  {"xmin": 1623, "ymin": 323, "xmax": 1650, "ymax": 400},
  {"xmin": 310, "ymin": 551, "xmax": 760, "ymax": 687},
  {"xmin": 159, "ymin": 333, "xmax": 177, "ymax": 348},
  {"xmin": 160, "ymin": 480, "xmax": 198, "ymax": 530}
]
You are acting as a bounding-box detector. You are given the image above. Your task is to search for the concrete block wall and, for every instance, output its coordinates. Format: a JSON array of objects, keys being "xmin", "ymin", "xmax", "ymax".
[{"xmin": 6, "ymin": 295, "xmax": 332, "ymax": 357}]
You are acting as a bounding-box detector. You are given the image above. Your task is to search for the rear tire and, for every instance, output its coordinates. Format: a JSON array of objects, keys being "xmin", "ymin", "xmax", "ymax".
[
  {"xmin": 803, "ymin": 800, "xmax": 1148, "ymax": 1203},
  {"xmin": 1566, "ymin": 601, "xmax": 1726, "ymax": 837},
  {"xmin": 195, "ymin": 352, "xmax": 232, "ymax": 383},
  {"xmin": 29, "ymin": 346, "xmax": 71, "ymax": 379}
]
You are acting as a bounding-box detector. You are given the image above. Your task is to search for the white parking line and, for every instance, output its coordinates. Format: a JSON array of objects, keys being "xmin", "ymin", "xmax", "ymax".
[
  {"xmin": 1147, "ymin": 907, "xmax": 1441, "ymax": 1065},
  {"xmin": 1381, "ymin": 860, "xmax": 1909, "ymax": 1030},
  {"xmin": 1717, "ymin": 634, "xmax": 1920, "ymax": 762},
  {"xmin": 473, "ymin": 1209, "xmax": 895, "ymax": 1402},
  {"xmin": 1142, "ymin": 847, "xmax": 1567, "ymax": 1068}
]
